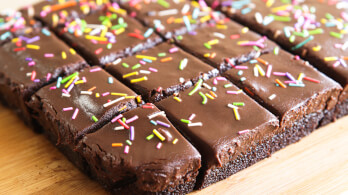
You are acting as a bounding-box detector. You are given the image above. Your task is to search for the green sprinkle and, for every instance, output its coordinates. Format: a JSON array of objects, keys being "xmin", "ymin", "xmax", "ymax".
[
  {"xmin": 199, "ymin": 92, "xmax": 208, "ymax": 105},
  {"xmin": 308, "ymin": 28, "xmax": 324, "ymax": 35},
  {"xmin": 111, "ymin": 23, "xmax": 127, "ymax": 30},
  {"xmin": 122, "ymin": 117, "xmax": 126, "ymax": 123},
  {"xmin": 269, "ymin": 14, "xmax": 291, "ymax": 22},
  {"xmin": 325, "ymin": 13, "xmax": 334, "ymax": 20},
  {"xmin": 188, "ymin": 79, "xmax": 203, "ymax": 96},
  {"xmin": 233, "ymin": 102, "xmax": 245, "ymax": 106},
  {"xmin": 61, "ymin": 72, "xmax": 79, "ymax": 84},
  {"xmin": 181, "ymin": 119, "xmax": 191, "ymax": 124},
  {"xmin": 126, "ymin": 140, "xmax": 132, "ymax": 145},
  {"xmin": 330, "ymin": 31, "xmax": 343, "ymax": 39},
  {"xmin": 253, "ymin": 45, "xmax": 260, "ymax": 51},
  {"xmin": 150, "ymin": 120, "xmax": 157, "ymax": 125},
  {"xmin": 118, "ymin": 17, "xmax": 124, "ymax": 24},
  {"xmin": 107, "ymin": 43, "xmax": 112, "ymax": 49},
  {"xmin": 291, "ymin": 36, "xmax": 314, "ymax": 50},
  {"xmin": 238, "ymin": 70, "xmax": 243, "ymax": 76},
  {"xmin": 146, "ymin": 134, "xmax": 154, "ymax": 140},
  {"xmin": 92, "ymin": 116, "xmax": 98, "ymax": 122},
  {"xmin": 122, "ymin": 63, "xmax": 130, "ymax": 68},
  {"xmin": 289, "ymin": 35, "xmax": 296, "ymax": 43},
  {"xmin": 157, "ymin": 0, "xmax": 170, "ymax": 8},
  {"xmin": 204, "ymin": 43, "xmax": 212, "ymax": 49},
  {"xmin": 224, "ymin": 83, "xmax": 233, "ymax": 88},
  {"xmin": 158, "ymin": 52, "xmax": 166, "ymax": 57},
  {"xmin": 274, "ymin": 47, "xmax": 279, "ymax": 55},
  {"xmin": 176, "ymin": 35, "xmax": 183, "ymax": 40},
  {"xmin": 292, "ymin": 31, "xmax": 306, "ymax": 37},
  {"xmin": 132, "ymin": 63, "xmax": 141, "ymax": 70},
  {"xmin": 179, "ymin": 58, "xmax": 188, "ymax": 70}
]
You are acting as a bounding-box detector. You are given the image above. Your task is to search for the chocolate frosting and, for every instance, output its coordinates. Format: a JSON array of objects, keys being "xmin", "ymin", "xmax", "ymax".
[
  {"xmin": 59, "ymin": 9, "xmax": 163, "ymax": 65},
  {"xmin": 29, "ymin": 66, "xmax": 138, "ymax": 146},
  {"xmin": 223, "ymin": 50, "xmax": 342, "ymax": 127},
  {"xmin": 121, "ymin": 0, "xmax": 215, "ymax": 39},
  {"xmin": 106, "ymin": 42, "xmax": 219, "ymax": 101},
  {"xmin": 80, "ymin": 106, "xmax": 201, "ymax": 192},
  {"xmin": 174, "ymin": 19, "xmax": 276, "ymax": 72},
  {"xmin": 0, "ymin": 28, "xmax": 86, "ymax": 100},
  {"xmin": 155, "ymin": 77, "xmax": 278, "ymax": 171},
  {"xmin": 218, "ymin": 0, "xmax": 348, "ymax": 99}
]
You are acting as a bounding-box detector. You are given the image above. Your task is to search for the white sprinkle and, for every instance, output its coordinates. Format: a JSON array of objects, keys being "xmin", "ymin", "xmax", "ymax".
[
  {"xmin": 148, "ymin": 111, "xmax": 166, "ymax": 119},
  {"xmin": 62, "ymin": 93, "xmax": 71, "ymax": 97},
  {"xmin": 179, "ymin": 77, "xmax": 185, "ymax": 83},
  {"xmin": 103, "ymin": 97, "xmax": 126, "ymax": 108},
  {"xmin": 114, "ymin": 126, "xmax": 125, "ymax": 131},
  {"xmin": 140, "ymin": 70, "xmax": 151, "ymax": 74},
  {"xmin": 112, "ymin": 58, "xmax": 122, "ymax": 65},
  {"xmin": 253, "ymin": 66, "xmax": 259, "ymax": 77},
  {"xmin": 255, "ymin": 12, "xmax": 263, "ymax": 24},
  {"xmin": 80, "ymin": 91, "xmax": 93, "ymax": 95},
  {"xmin": 342, "ymin": 41, "xmax": 348, "ymax": 51},
  {"xmin": 213, "ymin": 32, "xmax": 226, "ymax": 39},
  {"xmin": 227, "ymin": 104, "xmax": 238, "ymax": 109},
  {"xmin": 202, "ymin": 83, "xmax": 211, "ymax": 89},
  {"xmin": 158, "ymin": 9, "xmax": 178, "ymax": 16},
  {"xmin": 188, "ymin": 122, "xmax": 203, "ymax": 127},
  {"xmin": 268, "ymin": 94, "xmax": 276, "ymax": 100},
  {"xmin": 181, "ymin": 4, "xmax": 190, "ymax": 14}
]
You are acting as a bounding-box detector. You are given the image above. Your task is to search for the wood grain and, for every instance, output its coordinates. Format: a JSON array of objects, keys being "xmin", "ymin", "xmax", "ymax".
[{"xmin": 0, "ymin": 0, "xmax": 348, "ymax": 194}]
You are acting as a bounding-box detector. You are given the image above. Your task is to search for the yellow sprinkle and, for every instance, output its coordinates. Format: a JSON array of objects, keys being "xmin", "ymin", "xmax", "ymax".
[
  {"xmin": 172, "ymin": 138, "xmax": 178, "ymax": 144},
  {"xmin": 173, "ymin": 97, "xmax": 182, "ymax": 102},
  {"xmin": 136, "ymin": 55, "xmax": 157, "ymax": 61},
  {"xmin": 266, "ymin": 0, "xmax": 275, "ymax": 7},
  {"xmin": 12, "ymin": 38, "xmax": 19, "ymax": 43},
  {"xmin": 64, "ymin": 76, "xmax": 77, "ymax": 88},
  {"xmin": 100, "ymin": 27, "xmax": 108, "ymax": 37},
  {"xmin": 111, "ymin": 93, "xmax": 128, "ymax": 96},
  {"xmin": 298, "ymin": 73, "xmax": 305, "ymax": 81},
  {"xmin": 96, "ymin": 93, "xmax": 100, "ymax": 98},
  {"xmin": 136, "ymin": 95, "xmax": 142, "ymax": 103},
  {"xmin": 241, "ymin": 27, "xmax": 249, "ymax": 34},
  {"xmin": 85, "ymin": 35, "xmax": 107, "ymax": 41},
  {"xmin": 271, "ymin": 4, "xmax": 291, "ymax": 13},
  {"xmin": 62, "ymin": 51, "xmax": 67, "ymax": 59},
  {"xmin": 153, "ymin": 129, "xmax": 166, "ymax": 141},
  {"xmin": 255, "ymin": 64, "xmax": 265, "ymax": 76},
  {"xmin": 96, "ymin": 0, "xmax": 103, "ymax": 5},
  {"xmin": 75, "ymin": 80, "xmax": 84, "ymax": 85},
  {"xmin": 123, "ymin": 71, "xmax": 139, "ymax": 78},
  {"xmin": 200, "ymin": 15, "xmax": 211, "ymax": 23},
  {"xmin": 324, "ymin": 57, "xmax": 338, "ymax": 61},
  {"xmin": 205, "ymin": 93, "xmax": 214, "ymax": 99},
  {"xmin": 312, "ymin": 45, "xmax": 321, "ymax": 51},
  {"xmin": 208, "ymin": 39, "xmax": 219, "ymax": 45},
  {"xmin": 84, "ymin": 28, "xmax": 92, "ymax": 33},
  {"xmin": 204, "ymin": 53, "xmax": 210, "ymax": 58},
  {"xmin": 125, "ymin": 96, "xmax": 136, "ymax": 99},
  {"xmin": 52, "ymin": 14, "xmax": 59, "ymax": 27},
  {"xmin": 130, "ymin": 76, "xmax": 148, "ymax": 83},
  {"xmin": 216, "ymin": 24, "xmax": 227, "ymax": 29},
  {"xmin": 233, "ymin": 108, "xmax": 240, "ymax": 121},
  {"xmin": 70, "ymin": 48, "xmax": 76, "ymax": 55},
  {"xmin": 108, "ymin": 6, "xmax": 127, "ymax": 15},
  {"xmin": 115, "ymin": 28, "xmax": 125, "ymax": 35},
  {"xmin": 174, "ymin": 18, "xmax": 184, "ymax": 23},
  {"xmin": 26, "ymin": 45, "xmax": 40, "ymax": 50},
  {"xmin": 118, "ymin": 105, "xmax": 127, "ymax": 111},
  {"xmin": 237, "ymin": 41, "xmax": 249, "ymax": 45}
]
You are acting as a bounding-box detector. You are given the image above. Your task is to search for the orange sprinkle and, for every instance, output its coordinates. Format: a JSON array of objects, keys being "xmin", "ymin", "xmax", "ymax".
[
  {"xmin": 275, "ymin": 79, "xmax": 287, "ymax": 88},
  {"xmin": 256, "ymin": 58, "xmax": 269, "ymax": 65},
  {"xmin": 210, "ymin": 52, "xmax": 216, "ymax": 59},
  {"xmin": 343, "ymin": 57, "xmax": 348, "ymax": 60},
  {"xmin": 167, "ymin": 17, "xmax": 175, "ymax": 24},
  {"xmin": 112, "ymin": 143, "xmax": 123, "ymax": 147},
  {"xmin": 209, "ymin": 91, "xmax": 218, "ymax": 98},
  {"xmin": 50, "ymin": 1, "xmax": 78, "ymax": 12},
  {"xmin": 88, "ymin": 86, "xmax": 97, "ymax": 91},
  {"xmin": 161, "ymin": 57, "xmax": 172, "ymax": 62}
]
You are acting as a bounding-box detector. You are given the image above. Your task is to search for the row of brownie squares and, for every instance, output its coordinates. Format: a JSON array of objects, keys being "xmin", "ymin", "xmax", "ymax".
[{"xmin": 0, "ymin": 0, "xmax": 346, "ymax": 194}]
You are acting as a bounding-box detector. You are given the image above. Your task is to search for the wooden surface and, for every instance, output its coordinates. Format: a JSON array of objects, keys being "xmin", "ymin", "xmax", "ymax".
[{"xmin": 1, "ymin": 0, "xmax": 348, "ymax": 194}]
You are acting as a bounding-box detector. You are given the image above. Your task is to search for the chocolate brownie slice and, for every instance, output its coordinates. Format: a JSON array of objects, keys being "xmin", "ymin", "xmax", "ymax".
[
  {"xmin": 223, "ymin": 49, "xmax": 342, "ymax": 130},
  {"xmin": 174, "ymin": 18, "xmax": 276, "ymax": 72},
  {"xmin": 0, "ymin": 27, "xmax": 86, "ymax": 127},
  {"xmin": 155, "ymin": 77, "xmax": 279, "ymax": 189},
  {"xmin": 28, "ymin": 66, "xmax": 138, "ymax": 148},
  {"xmin": 78, "ymin": 106, "xmax": 201, "ymax": 194},
  {"xmin": 58, "ymin": 6, "xmax": 163, "ymax": 66},
  {"xmin": 105, "ymin": 42, "xmax": 219, "ymax": 102},
  {"xmin": 216, "ymin": 0, "xmax": 348, "ymax": 118},
  {"xmin": 120, "ymin": 0, "xmax": 219, "ymax": 39}
]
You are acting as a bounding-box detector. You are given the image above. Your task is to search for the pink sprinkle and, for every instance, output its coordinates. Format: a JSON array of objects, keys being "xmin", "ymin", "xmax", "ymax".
[
  {"xmin": 169, "ymin": 47, "xmax": 179, "ymax": 53},
  {"xmin": 40, "ymin": 11, "xmax": 47, "ymax": 17},
  {"xmin": 156, "ymin": 142, "xmax": 162, "ymax": 149},
  {"xmin": 90, "ymin": 67, "xmax": 102, "ymax": 72},
  {"xmin": 82, "ymin": 77, "xmax": 87, "ymax": 83},
  {"xmin": 213, "ymin": 78, "xmax": 218, "ymax": 85},
  {"xmin": 273, "ymin": 72, "xmax": 286, "ymax": 76},
  {"xmin": 266, "ymin": 65, "xmax": 272, "ymax": 78},
  {"xmin": 333, "ymin": 61, "xmax": 340, "ymax": 67},
  {"xmin": 49, "ymin": 86, "xmax": 57, "ymax": 90},
  {"xmin": 139, "ymin": 60, "xmax": 146, "ymax": 65},
  {"xmin": 46, "ymin": 73, "xmax": 52, "ymax": 81},
  {"xmin": 341, "ymin": 12, "xmax": 348, "ymax": 22},
  {"xmin": 226, "ymin": 91, "xmax": 239, "ymax": 94},
  {"xmin": 111, "ymin": 114, "xmax": 123, "ymax": 123},
  {"xmin": 102, "ymin": 92, "xmax": 110, "ymax": 97},
  {"xmin": 216, "ymin": 77, "xmax": 227, "ymax": 81},
  {"xmin": 334, "ymin": 43, "xmax": 342, "ymax": 48},
  {"xmin": 234, "ymin": 66, "xmax": 249, "ymax": 70},
  {"xmin": 28, "ymin": 61, "xmax": 36, "ymax": 66},
  {"xmin": 63, "ymin": 107, "xmax": 73, "ymax": 111},
  {"xmin": 149, "ymin": 67, "xmax": 158, "ymax": 72},
  {"xmin": 238, "ymin": 130, "xmax": 250, "ymax": 135},
  {"xmin": 126, "ymin": 115, "xmax": 139, "ymax": 124},
  {"xmin": 124, "ymin": 145, "xmax": 130, "ymax": 154},
  {"xmin": 44, "ymin": 53, "xmax": 54, "ymax": 58},
  {"xmin": 62, "ymin": 89, "xmax": 69, "ymax": 94},
  {"xmin": 31, "ymin": 71, "xmax": 36, "ymax": 81},
  {"xmin": 198, "ymin": 0, "xmax": 208, "ymax": 9},
  {"xmin": 72, "ymin": 108, "xmax": 79, "ymax": 119},
  {"xmin": 188, "ymin": 114, "xmax": 196, "ymax": 121},
  {"xmin": 284, "ymin": 80, "xmax": 297, "ymax": 84},
  {"xmin": 294, "ymin": 55, "xmax": 300, "ymax": 60}
]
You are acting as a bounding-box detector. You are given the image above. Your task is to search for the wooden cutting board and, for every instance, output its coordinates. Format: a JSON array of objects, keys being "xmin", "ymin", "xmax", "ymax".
[{"xmin": 1, "ymin": 1, "xmax": 348, "ymax": 194}]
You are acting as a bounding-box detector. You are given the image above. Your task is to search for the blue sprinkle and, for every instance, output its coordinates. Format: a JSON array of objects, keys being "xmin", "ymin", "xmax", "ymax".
[
  {"xmin": 143, "ymin": 28, "xmax": 154, "ymax": 38},
  {"xmin": 41, "ymin": 28, "xmax": 51, "ymax": 36},
  {"xmin": 56, "ymin": 77, "xmax": 62, "ymax": 88},
  {"xmin": 142, "ymin": 58, "xmax": 152, "ymax": 63},
  {"xmin": 0, "ymin": 31, "xmax": 11, "ymax": 40}
]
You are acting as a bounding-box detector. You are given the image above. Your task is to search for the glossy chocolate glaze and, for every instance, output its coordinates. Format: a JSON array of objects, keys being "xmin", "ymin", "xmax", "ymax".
[
  {"xmin": 223, "ymin": 50, "xmax": 342, "ymax": 128},
  {"xmin": 155, "ymin": 77, "xmax": 278, "ymax": 187},
  {"xmin": 79, "ymin": 106, "xmax": 201, "ymax": 193},
  {"xmin": 217, "ymin": 0, "xmax": 348, "ymax": 101},
  {"xmin": 174, "ymin": 18, "xmax": 276, "ymax": 72},
  {"xmin": 120, "ymin": 0, "xmax": 215, "ymax": 39},
  {"xmin": 106, "ymin": 42, "xmax": 219, "ymax": 102},
  {"xmin": 59, "ymin": 9, "xmax": 163, "ymax": 66},
  {"xmin": 28, "ymin": 67, "xmax": 138, "ymax": 147}
]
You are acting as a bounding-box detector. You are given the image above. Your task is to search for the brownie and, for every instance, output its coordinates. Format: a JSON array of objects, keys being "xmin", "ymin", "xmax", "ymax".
[
  {"xmin": 58, "ymin": 7, "xmax": 163, "ymax": 66},
  {"xmin": 0, "ymin": 27, "xmax": 86, "ymax": 127},
  {"xmin": 174, "ymin": 18, "xmax": 276, "ymax": 72},
  {"xmin": 155, "ymin": 77, "xmax": 279, "ymax": 189},
  {"xmin": 105, "ymin": 42, "xmax": 219, "ymax": 102},
  {"xmin": 120, "ymin": 0, "xmax": 219, "ymax": 39},
  {"xmin": 28, "ymin": 66, "xmax": 138, "ymax": 148},
  {"xmin": 223, "ymin": 49, "xmax": 342, "ymax": 130},
  {"xmin": 78, "ymin": 106, "xmax": 201, "ymax": 194},
  {"xmin": 215, "ymin": 0, "xmax": 348, "ymax": 117}
]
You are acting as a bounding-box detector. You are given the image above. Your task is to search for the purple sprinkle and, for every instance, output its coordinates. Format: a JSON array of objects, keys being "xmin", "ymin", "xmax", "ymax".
[
  {"xmin": 111, "ymin": 114, "xmax": 123, "ymax": 123},
  {"xmin": 26, "ymin": 36, "xmax": 40, "ymax": 44},
  {"xmin": 285, "ymin": 72, "xmax": 296, "ymax": 81},
  {"xmin": 129, "ymin": 126, "xmax": 134, "ymax": 141},
  {"xmin": 25, "ymin": 57, "xmax": 32, "ymax": 61},
  {"xmin": 156, "ymin": 120, "xmax": 170, "ymax": 128}
]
